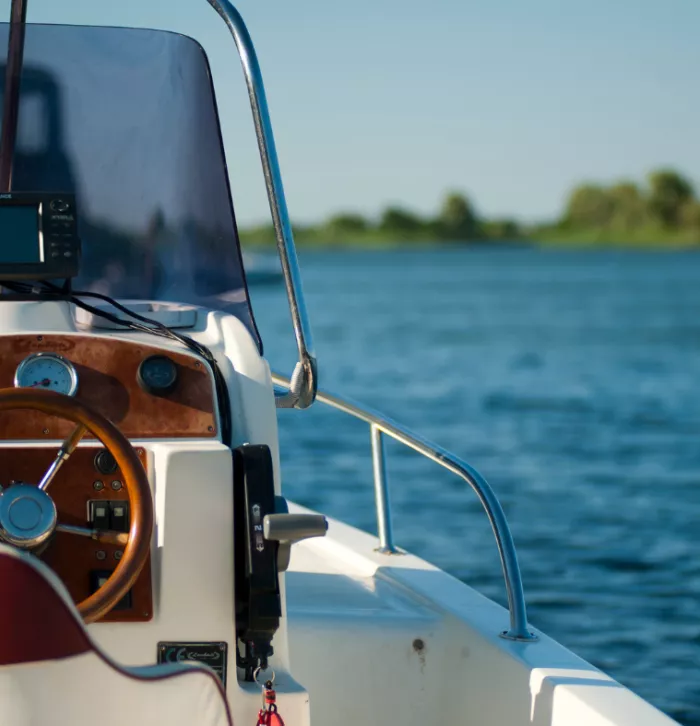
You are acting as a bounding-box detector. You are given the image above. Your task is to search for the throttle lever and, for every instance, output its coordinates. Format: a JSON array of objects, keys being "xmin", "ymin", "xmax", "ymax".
[{"xmin": 263, "ymin": 511, "xmax": 328, "ymax": 571}]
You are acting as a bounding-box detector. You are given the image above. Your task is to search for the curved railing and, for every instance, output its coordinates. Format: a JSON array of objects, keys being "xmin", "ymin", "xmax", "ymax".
[
  {"xmin": 206, "ymin": 0, "xmax": 317, "ymax": 410},
  {"xmin": 201, "ymin": 0, "xmax": 535, "ymax": 642},
  {"xmin": 272, "ymin": 372, "xmax": 537, "ymax": 642}
]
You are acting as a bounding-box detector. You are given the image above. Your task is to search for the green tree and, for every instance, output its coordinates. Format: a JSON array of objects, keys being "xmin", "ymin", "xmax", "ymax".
[
  {"xmin": 325, "ymin": 213, "xmax": 368, "ymax": 234},
  {"xmin": 647, "ymin": 169, "xmax": 694, "ymax": 228},
  {"xmin": 680, "ymin": 200, "xmax": 700, "ymax": 238},
  {"xmin": 484, "ymin": 219, "xmax": 520, "ymax": 239},
  {"xmin": 563, "ymin": 184, "xmax": 615, "ymax": 228},
  {"xmin": 608, "ymin": 181, "xmax": 646, "ymax": 230},
  {"xmin": 379, "ymin": 206, "xmax": 424, "ymax": 236},
  {"xmin": 436, "ymin": 192, "xmax": 479, "ymax": 239},
  {"xmin": 323, "ymin": 213, "xmax": 370, "ymax": 241}
]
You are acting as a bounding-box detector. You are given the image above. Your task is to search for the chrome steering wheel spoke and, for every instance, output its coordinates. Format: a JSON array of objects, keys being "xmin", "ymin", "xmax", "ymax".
[
  {"xmin": 37, "ymin": 424, "xmax": 87, "ymax": 492},
  {"xmin": 55, "ymin": 523, "xmax": 128, "ymax": 546}
]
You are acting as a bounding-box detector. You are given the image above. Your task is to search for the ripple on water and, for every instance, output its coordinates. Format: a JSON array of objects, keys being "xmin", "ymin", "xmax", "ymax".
[{"xmin": 251, "ymin": 249, "xmax": 700, "ymax": 725}]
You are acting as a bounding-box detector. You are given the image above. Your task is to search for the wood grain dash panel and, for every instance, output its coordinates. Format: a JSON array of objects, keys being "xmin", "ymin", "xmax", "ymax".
[
  {"xmin": 0, "ymin": 447, "xmax": 152, "ymax": 623},
  {"xmin": 0, "ymin": 335, "xmax": 217, "ymax": 439}
]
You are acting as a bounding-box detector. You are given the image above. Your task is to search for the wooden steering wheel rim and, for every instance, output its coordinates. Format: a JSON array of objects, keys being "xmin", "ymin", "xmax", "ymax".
[{"xmin": 0, "ymin": 388, "xmax": 152, "ymax": 623}]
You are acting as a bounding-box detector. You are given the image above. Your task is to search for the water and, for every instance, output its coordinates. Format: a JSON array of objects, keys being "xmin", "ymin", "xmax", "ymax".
[{"xmin": 249, "ymin": 248, "xmax": 700, "ymax": 725}]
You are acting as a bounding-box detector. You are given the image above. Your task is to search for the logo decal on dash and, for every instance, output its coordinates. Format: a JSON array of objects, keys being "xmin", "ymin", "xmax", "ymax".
[{"xmin": 157, "ymin": 641, "xmax": 228, "ymax": 685}]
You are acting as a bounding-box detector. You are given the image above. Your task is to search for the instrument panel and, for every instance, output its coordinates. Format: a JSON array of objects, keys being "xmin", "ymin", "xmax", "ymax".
[
  {"xmin": 0, "ymin": 333, "xmax": 218, "ymax": 620},
  {"xmin": 0, "ymin": 334, "xmax": 217, "ymax": 439},
  {"xmin": 0, "ymin": 446, "xmax": 152, "ymax": 622}
]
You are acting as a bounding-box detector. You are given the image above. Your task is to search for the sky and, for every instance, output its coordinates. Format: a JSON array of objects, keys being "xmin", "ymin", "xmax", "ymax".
[{"xmin": 3, "ymin": 0, "xmax": 700, "ymax": 226}]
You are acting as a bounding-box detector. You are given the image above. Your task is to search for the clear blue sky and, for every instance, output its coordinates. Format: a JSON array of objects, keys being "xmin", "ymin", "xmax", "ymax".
[{"xmin": 5, "ymin": 0, "xmax": 700, "ymax": 225}]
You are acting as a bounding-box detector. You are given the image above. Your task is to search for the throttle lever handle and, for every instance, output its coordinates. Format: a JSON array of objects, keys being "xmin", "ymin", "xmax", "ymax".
[{"xmin": 263, "ymin": 512, "xmax": 328, "ymax": 571}]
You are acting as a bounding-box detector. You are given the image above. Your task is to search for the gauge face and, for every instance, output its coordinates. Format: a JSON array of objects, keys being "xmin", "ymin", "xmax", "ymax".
[
  {"xmin": 137, "ymin": 355, "xmax": 178, "ymax": 395},
  {"xmin": 14, "ymin": 353, "xmax": 79, "ymax": 396}
]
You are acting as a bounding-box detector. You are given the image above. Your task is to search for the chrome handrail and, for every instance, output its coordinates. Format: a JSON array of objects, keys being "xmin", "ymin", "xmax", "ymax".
[
  {"xmin": 272, "ymin": 372, "xmax": 537, "ymax": 642},
  {"xmin": 206, "ymin": 0, "xmax": 317, "ymax": 409},
  {"xmin": 208, "ymin": 0, "xmax": 534, "ymax": 642}
]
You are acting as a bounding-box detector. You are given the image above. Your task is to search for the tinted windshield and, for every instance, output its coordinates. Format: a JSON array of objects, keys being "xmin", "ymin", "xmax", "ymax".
[{"xmin": 0, "ymin": 22, "xmax": 261, "ymax": 350}]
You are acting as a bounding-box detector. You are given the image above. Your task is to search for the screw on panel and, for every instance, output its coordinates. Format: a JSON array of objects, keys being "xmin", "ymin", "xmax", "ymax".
[
  {"xmin": 42, "ymin": 428, "xmax": 49, "ymax": 435},
  {"xmin": 93, "ymin": 481, "xmax": 104, "ymax": 491},
  {"xmin": 111, "ymin": 480, "xmax": 122, "ymax": 491},
  {"xmin": 95, "ymin": 550, "xmax": 106, "ymax": 561},
  {"xmin": 114, "ymin": 550, "xmax": 122, "ymax": 561},
  {"xmin": 36, "ymin": 336, "xmax": 43, "ymax": 341}
]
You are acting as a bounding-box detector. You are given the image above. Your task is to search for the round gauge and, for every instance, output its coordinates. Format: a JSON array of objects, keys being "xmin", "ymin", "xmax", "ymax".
[
  {"xmin": 137, "ymin": 355, "xmax": 178, "ymax": 395},
  {"xmin": 14, "ymin": 353, "xmax": 79, "ymax": 396}
]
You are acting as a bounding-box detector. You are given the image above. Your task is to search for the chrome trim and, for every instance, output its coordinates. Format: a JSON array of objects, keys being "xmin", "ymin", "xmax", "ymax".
[
  {"xmin": 205, "ymin": 0, "xmax": 317, "ymax": 409},
  {"xmin": 37, "ymin": 454, "xmax": 66, "ymax": 492},
  {"xmin": 14, "ymin": 352, "xmax": 79, "ymax": 397},
  {"xmin": 0, "ymin": 483, "xmax": 57, "ymax": 549},
  {"xmin": 370, "ymin": 424, "xmax": 398, "ymax": 554},
  {"xmin": 272, "ymin": 371, "xmax": 537, "ymax": 642},
  {"xmin": 37, "ymin": 424, "xmax": 87, "ymax": 492},
  {"xmin": 55, "ymin": 523, "xmax": 129, "ymax": 546}
]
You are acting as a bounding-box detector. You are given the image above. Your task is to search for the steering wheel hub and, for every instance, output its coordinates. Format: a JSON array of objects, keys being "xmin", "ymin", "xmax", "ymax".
[{"xmin": 0, "ymin": 484, "xmax": 57, "ymax": 548}]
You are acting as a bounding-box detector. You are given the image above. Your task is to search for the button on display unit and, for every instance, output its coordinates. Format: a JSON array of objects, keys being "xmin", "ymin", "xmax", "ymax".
[{"xmin": 0, "ymin": 192, "xmax": 80, "ymax": 280}]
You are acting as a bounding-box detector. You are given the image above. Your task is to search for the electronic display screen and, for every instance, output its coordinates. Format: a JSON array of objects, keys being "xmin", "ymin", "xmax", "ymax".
[{"xmin": 0, "ymin": 205, "xmax": 41, "ymax": 263}]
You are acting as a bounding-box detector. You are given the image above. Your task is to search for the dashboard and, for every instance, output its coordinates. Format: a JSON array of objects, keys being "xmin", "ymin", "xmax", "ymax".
[
  {"xmin": 0, "ymin": 333, "xmax": 218, "ymax": 621},
  {"xmin": 0, "ymin": 334, "xmax": 217, "ymax": 439}
]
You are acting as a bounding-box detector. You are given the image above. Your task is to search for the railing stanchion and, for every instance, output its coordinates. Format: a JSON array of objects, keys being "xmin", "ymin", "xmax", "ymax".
[
  {"xmin": 370, "ymin": 424, "xmax": 397, "ymax": 554},
  {"xmin": 274, "ymin": 371, "xmax": 537, "ymax": 641}
]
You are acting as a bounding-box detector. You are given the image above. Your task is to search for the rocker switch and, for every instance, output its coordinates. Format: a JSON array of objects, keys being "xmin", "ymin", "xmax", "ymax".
[
  {"xmin": 89, "ymin": 501, "xmax": 110, "ymax": 530},
  {"xmin": 110, "ymin": 502, "xmax": 129, "ymax": 533}
]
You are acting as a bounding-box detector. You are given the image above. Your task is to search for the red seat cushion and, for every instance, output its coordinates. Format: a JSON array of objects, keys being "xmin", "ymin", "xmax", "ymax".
[
  {"xmin": 0, "ymin": 546, "xmax": 234, "ymax": 726},
  {"xmin": 0, "ymin": 549, "xmax": 91, "ymax": 665}
]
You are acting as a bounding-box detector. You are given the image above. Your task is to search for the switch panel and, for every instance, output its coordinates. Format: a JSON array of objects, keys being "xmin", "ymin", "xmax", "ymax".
[{"xmin": 87, "ymin": 500, "xmax": 129, "ymax": 532}]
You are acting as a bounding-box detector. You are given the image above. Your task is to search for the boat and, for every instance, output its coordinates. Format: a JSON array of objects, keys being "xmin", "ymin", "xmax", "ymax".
[{"xmin": 0, "ymin": 2, "xmax": 682, "ymax": 725}]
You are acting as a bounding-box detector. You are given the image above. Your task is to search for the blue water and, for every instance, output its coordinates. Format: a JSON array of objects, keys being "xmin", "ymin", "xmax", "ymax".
[{"xmin": 249, "ymin": 248, "xmax": 700, "ymax": 725}]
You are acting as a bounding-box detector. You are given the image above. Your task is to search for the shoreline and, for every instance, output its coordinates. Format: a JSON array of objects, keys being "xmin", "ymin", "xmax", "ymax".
[{"xmin": 239, "ymin": 234, "xmax": 700, "ymax": 251}]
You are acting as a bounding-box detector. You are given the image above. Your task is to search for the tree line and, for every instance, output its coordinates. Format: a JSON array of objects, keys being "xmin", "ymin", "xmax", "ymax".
[
  {"xmin": 548, "ymin": 169, "xmax": 700, "ymax": 244},
  {"xmin": 240, "ymin": 168, "xmax": 700, "ymax": 247}
]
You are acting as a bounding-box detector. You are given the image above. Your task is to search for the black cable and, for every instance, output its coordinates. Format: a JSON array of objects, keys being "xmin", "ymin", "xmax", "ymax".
[{"xmin": 1, "ymin": 280, "xmax": 233, "ymax": 446}]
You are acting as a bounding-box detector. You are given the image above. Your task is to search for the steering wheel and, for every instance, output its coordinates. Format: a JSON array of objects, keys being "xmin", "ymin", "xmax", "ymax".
[{"xmin": 0, "ymin": 388, "xmax": 153, "ymax": 623}]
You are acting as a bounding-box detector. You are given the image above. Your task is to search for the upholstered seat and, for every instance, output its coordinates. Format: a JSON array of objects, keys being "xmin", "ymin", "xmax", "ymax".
[{"xmin": 0, "ymin": 544, "xmax": 232, "ymax": 726}]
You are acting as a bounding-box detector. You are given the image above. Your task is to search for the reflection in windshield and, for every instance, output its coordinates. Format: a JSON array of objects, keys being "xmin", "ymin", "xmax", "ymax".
[{"xmin": 0, "ymin": 22, "xmax": 260, "ymax": 350}]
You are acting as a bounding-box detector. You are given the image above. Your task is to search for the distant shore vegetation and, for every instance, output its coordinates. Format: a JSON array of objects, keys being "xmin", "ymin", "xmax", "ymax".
[{"xmin": 240, "ymin": 168, "xmax": 700, "ymax": 249}]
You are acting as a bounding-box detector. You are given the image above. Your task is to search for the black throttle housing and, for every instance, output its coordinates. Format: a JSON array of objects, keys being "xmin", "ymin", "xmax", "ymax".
[{"xmin": 233, "ymin": 444, "xmax": 327, "ymax": 681}]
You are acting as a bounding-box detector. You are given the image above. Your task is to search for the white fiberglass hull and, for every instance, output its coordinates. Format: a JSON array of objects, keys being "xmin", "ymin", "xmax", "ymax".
[{"xmin": 286, "ymin": 503, "xmax": 678, "ymax": 726}]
